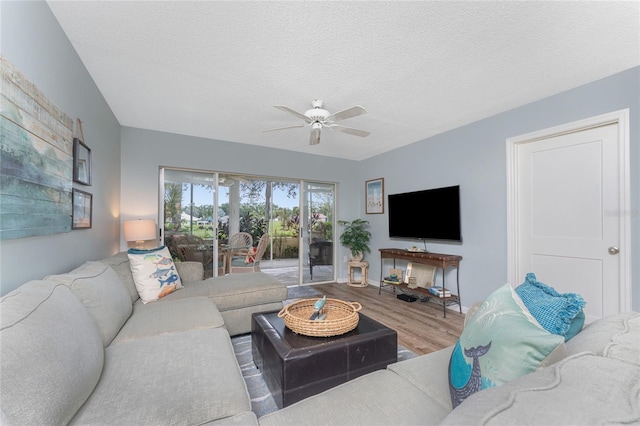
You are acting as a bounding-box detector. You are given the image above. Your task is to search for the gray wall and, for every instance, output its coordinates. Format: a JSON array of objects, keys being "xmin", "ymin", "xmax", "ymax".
[
  {"xmin": 2, "ymin": 1, "xmax": 637, "ymax": 315},
  {"xmin": 119, "ymin": 126, "xmax": 361, "ymax": 274},
  {"xmin": 0, "ymin": 1, "xmax": 121, "ymax": 295},
  {"xmin": 361, "ymin": 67, "xmax": 639, "ymax": 311}
]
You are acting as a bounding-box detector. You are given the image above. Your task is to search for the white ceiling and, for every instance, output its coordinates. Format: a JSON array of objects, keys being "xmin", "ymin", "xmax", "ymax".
[{"xmin": 47, "ymin": 1, "xmax": 639, "ymax": 161}]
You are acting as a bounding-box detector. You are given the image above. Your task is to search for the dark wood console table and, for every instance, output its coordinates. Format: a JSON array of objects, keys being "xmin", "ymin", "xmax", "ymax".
[{"xmin": 378, "ymin": 248, "xmax": 462, "ymax": 317}]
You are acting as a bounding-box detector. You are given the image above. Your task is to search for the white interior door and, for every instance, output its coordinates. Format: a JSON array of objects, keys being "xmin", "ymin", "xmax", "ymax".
[{"xmin": 512, "ymin": 118, "xmax": 629, "ymax": 322}]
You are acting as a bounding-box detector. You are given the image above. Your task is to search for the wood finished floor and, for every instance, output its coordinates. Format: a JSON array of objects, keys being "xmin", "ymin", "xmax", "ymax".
[{"xmin": 305, "ymin": 282, "xmax": 465, "ymax": 356}]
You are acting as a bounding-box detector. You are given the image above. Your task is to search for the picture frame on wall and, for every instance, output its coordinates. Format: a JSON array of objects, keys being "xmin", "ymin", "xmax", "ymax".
[
  {"xmin": 72, "ymin": 188, "xmax": 92, "ymax": 229},
  {"xmin": 365, "ymin": 177, "xmax": 384, "ymax": 214},
  {"xmin": 73, "ymin": 137, "xmax": 91, "ymax": 185}
]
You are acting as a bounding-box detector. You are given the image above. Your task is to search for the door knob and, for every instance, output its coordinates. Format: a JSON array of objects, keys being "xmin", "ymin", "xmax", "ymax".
[{"xmin": 608, "ymin": 246, "xmax": 619, "ymax": 255}]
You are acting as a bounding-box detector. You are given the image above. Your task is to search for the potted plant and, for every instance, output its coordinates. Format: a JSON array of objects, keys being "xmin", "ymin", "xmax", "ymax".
[{"xmin": 338, "ymin": 219, "xmax": 371, "ymax": 261}]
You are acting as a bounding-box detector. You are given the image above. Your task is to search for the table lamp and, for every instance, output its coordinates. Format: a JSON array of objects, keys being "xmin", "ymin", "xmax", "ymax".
[{"xmin": 123, "ymin": 219, "xmax": 156, "ymax": 249}]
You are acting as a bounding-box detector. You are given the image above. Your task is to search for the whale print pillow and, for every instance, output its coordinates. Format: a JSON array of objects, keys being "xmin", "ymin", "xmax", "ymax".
[
  {"xmin": 128, "ymin": 246, "xmax": 182, "ymax": 303},
  {"xmin": 448, "ymin": 284, "xmax": 565, "ymax": 408}
]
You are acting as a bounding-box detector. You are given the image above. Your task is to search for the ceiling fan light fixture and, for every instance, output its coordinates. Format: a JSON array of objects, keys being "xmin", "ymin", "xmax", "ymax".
[{"xmin": 264, "ymin": 99, "xmax": 369, "ymax": 146}]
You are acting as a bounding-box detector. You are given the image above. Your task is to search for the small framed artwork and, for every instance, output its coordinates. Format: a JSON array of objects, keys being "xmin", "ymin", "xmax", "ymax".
[
  {"xmin": 365, "ymin": 177, "xmax": 384, "ymax": 214},
  {"xmin": 73, "ymin": 138, "xmax": 91, "ymax": 185},
  {"xmin": 72, "ymin": 188, "xmax": 92, "ymax": 229}
]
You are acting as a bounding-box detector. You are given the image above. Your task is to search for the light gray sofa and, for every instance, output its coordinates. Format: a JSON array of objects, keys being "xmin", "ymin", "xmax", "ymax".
[
  {"xmin": 2, "ymin": 249, "xmax": 638, "ymax": 425},
  {"xmin": 259, "ymin": 311, "xmax": 640, "ymax": 425},
  {"xmin": 0, "ymin": 252, "xmax": 287, "ymax": 425}
]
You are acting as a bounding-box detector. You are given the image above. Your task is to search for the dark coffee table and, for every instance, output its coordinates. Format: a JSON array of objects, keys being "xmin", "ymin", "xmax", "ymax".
[{"xmin": 251, "ymin": 310, "xmax": 397, "ymax": 408}]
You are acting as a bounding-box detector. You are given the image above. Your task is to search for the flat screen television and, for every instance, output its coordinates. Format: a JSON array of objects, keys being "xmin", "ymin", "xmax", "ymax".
[{"xmin": 388, "ymin": 185, "xmax": 462, "ymax": 242}]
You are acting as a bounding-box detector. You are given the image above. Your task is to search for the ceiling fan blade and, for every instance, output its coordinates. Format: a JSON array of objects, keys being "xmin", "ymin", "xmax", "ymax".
[
  {"xmin": 327, "ymin": 105, "xmax": 367, "ymax": 122},
  {"xmin": 309, "ymin": 128, "xmax": 321, "ymax": 145},
  {"xmin": 274, "ymin": 105, "xmax": 310, "ymax": 122},
  {"xmin": 328, "ymin": 124, "xmax": 370, "ymax": 137},
  {"xmin": 261, "ymin": 124, "xmax": 305, "ymax": 132}
]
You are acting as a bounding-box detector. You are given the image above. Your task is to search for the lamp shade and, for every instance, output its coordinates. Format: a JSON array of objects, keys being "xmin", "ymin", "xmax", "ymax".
[{"xmin": 123, "ymin": 219, "xmax": 156, "ymax": 242}]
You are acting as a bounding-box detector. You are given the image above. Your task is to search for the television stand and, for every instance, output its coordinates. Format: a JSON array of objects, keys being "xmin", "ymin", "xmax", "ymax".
[{"xmin": 378, "ymin": 248, "xmax": 462, "ymax": 317}]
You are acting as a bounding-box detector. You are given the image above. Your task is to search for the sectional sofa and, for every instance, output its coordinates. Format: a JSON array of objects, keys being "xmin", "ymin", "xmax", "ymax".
[
  {"xmin": 260, "ymin": 311, "xmax": 640, "ymax": 425},
  {"xmin": 1, "ymin": 250, "xmax": 638, "ymax": 425},
  {"xmin": 0, "ymin": 252, "xmax": 287, "ymax": 425}
]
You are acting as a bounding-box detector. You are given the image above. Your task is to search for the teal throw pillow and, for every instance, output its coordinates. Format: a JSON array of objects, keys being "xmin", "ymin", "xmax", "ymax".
[
  {"xmin": 565, "ymin": 311, "xmax": 586, "ymax": 341},
  {"xmin": 448, "ymin": 284, "xmax": 565, "ymax": 408},
  {"xmin": 515, "ymin": 273, "xmax": 586, "ymax": 339}
]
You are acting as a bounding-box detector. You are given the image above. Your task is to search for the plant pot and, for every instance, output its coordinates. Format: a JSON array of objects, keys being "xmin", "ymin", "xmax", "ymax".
[{"xmin": 349, "ymin": 251, "xmax": 364, "ymax": 262}]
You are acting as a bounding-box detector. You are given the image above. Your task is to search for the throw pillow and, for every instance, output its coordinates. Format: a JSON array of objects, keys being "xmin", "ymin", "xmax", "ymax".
[
  {"xmin": 448, "ymin": 284, "xmax": 565, "ymax": 409},
  {"xmin": 245, "ymin": 246, "xmax": 258, "ymax": 264},
  {"xmin": 128, "ymin": 246, "xmax": 183, "ymax": 303},
  {"xmin": 565, "ymin": 311, "xmax": 586, "ymax": 341},
  {"xmin": 515, "ymin": 272, "xmax": 586, "ymax": 339}
]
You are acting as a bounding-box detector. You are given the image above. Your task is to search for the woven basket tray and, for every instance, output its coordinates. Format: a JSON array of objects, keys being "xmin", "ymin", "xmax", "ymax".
[{"xmin": 277, "ymin": 298, "xmax": 362, "ymax": 337}]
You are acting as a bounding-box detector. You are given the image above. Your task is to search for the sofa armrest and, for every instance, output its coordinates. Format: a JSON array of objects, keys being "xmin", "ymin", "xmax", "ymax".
[{"xmin": 175, "ymin": 261, "xmax": 204, "ymax": 282}]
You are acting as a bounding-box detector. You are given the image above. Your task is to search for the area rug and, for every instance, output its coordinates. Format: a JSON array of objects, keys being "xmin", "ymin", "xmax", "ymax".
[
  {"xmin": 231, "ymin": 333, "xmax": 417, "ymax": 419},
  {"xmin": 286, "ymin": 284, "xmax": 322, "ymax": 300}
]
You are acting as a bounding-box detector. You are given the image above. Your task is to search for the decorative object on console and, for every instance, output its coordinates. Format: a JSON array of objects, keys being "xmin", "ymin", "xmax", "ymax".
[
  {"xmin": 515, "ymin": 272, "xmax": 586, "ymax": 341},
  {"xmin": 72, "ymin": 189, "xmax": 92, "ymax": 229},
  {"xmin": 448, "ymin": 284, "xmax": 566, "ymax": 409},
  {"xmin": 365, "ymin": 177, "xmax": 384, "ymax": 214},
  {"xmin": 429, "ymin": 286, "xmax": 451, "ymax": 297},
  {"xmin": 405, "ymin": 262, "xmax": 436, "ymax": 288},
  {"xmin": 123, "ymin": 219, "xmax": 156, "ymax": 249},
  {"xmin": 338, "ymin": 218, "xmax": 371, "ymax": 261},
  {"xmin": 127, "ymin": 246, "xmax": 183, "ymax": 303},
  {"xmin": 407, "ymin": 276, "xmax": 418, "ymax": 289}
]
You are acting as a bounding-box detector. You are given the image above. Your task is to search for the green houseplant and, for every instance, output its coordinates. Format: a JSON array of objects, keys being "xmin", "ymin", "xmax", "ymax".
[{"xmin": 338, "ymin": 219, "xmax": 371, "ymax": 261}]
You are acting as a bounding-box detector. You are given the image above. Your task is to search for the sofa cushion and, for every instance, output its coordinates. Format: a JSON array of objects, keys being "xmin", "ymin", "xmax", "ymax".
[
  {"xmin": 111, "ymin": 296, "xmax": 225, "ymax": 344},
  {"xmin": 71, "ymin": 327, "xmax": 251, "ymax": 425},
  {"xmin": 99, "ymin": 251, "xmax": 140, "ymax": 303},
  {"xmin": 205, "ymin": 411, "xmax": 258, "ymax": 425},
  {"xmin": 0, "ymin": 281, "xmax": 104, "ymax": 425},
  {"xmin": 566, "ymin": 311, "xmax": 640, "ymax": 366},
  {"xmin": 160, "ymin": 272, "xmax": 287, "ymax": 312},
  {"xmin": 448, "ymin": 284, "xmax": 566, "ymax": 408},
  {"xmin": 128, "ymin": 246, "xmax": 183, "ymax": 303},
  {"xmin": 175, "ymin": 260, "xmax": 205, "ymax": 282},
  {"xmin": 259, "ymin": 369, "xmax": 452, "ymax": 426},
  {"xmin": 207, "ymin": 273, "xmax": 287, "ymax": 311},
  {"xmin": 46, "ymin": 261, "xmax": 132, "ymax": 347},
  {"xmin": 515, "ymin": 272, "xmax": 586, "ymax": 339},
  {"xmin": 387, "ymin": 346, "xmax": 454, "ymax": 411},
  {"xmin": 440, "ymin": 352, "xmax": 640, "ymax": 425}
]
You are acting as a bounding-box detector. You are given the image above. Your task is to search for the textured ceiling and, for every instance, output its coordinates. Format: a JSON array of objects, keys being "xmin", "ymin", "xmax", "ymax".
[{"xmin": 47, "ymin": 1, "xmax": 639, "ymax": 161}]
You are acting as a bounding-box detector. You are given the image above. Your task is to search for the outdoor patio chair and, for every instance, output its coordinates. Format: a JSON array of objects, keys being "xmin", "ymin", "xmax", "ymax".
[
  {"xmin": 229, "ymin": 234, "xmax": 269, "ymax": 274},
  {"xmin": 309, "ymin": 240, "xmax": 332, "ymax": 279}
]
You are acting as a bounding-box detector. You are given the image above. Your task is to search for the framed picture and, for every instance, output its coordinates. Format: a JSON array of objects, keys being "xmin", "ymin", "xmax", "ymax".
[
  {"xmin": 72, "ymin": 188, "xmax": 92, "ymax": 229},
  {"xmin": 73, "ymin": 138, "xmax": 91, "ymax": 185},
  {"xmin": 365, "ymin": 177, "xmax": 384, "ymax": 214}
]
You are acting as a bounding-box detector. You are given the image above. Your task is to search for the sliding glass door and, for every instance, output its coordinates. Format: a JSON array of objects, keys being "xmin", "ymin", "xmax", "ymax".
[
  {"xmin": 159, "ymin": 168, "xmax": 220, "ymax": 276},
  {"xmin": 160, "ymin": 168, "xmax": 335, "ymax": 284},
  {"xmin": 302, "ymin": 181, "xmax": 335, "ymax": 284}
]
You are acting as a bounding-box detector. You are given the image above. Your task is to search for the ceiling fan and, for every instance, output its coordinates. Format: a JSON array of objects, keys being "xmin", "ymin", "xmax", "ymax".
[{"xmin": 262, "ymin": 99, "xmax": 370, "ymax": 145}]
